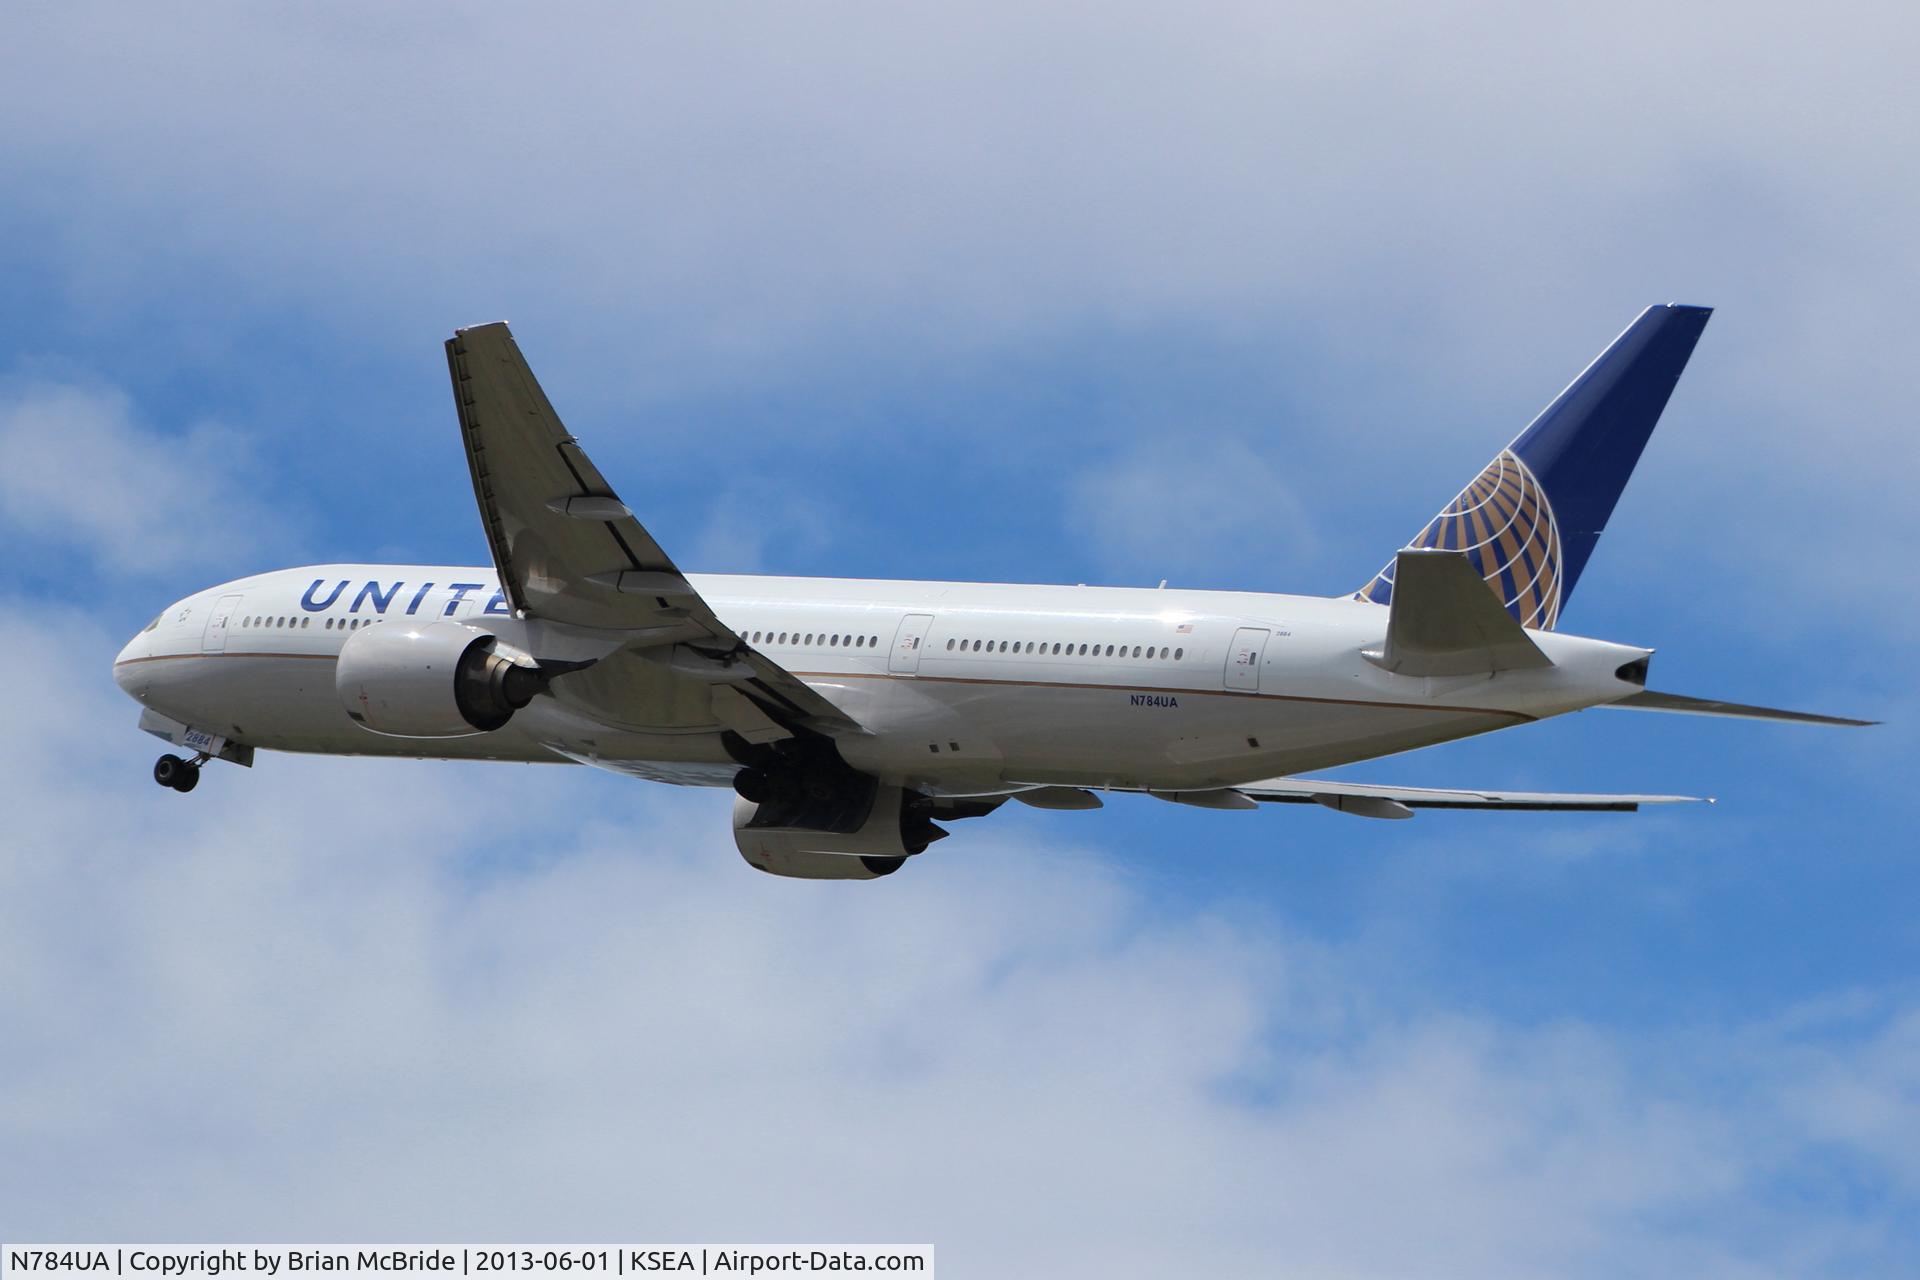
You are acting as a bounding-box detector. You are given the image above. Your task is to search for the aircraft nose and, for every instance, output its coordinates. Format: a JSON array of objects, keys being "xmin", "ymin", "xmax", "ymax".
[{"xmin": 113, "ymin": 620, "xmax": 154, "ymax": 696}]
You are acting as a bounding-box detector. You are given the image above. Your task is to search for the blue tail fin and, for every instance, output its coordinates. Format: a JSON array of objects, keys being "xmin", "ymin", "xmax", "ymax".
[{"xmin": 1356, "ymin": 303, "xmax": 1712, "ymax": 629}]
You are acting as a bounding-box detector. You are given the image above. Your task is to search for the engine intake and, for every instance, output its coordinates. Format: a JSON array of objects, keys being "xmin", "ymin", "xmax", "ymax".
[{"xmin": 336, "ymin": 621, "xmax": 541, "ymax": 738}]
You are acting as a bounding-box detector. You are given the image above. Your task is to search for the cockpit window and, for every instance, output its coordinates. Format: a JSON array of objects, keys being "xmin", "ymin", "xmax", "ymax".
[{"xmin": 143, "ymin": 614, "xmax": 161, "ymax": 633}]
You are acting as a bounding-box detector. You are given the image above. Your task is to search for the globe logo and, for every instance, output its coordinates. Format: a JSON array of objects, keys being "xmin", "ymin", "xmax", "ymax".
[{"xmin": 1358, "ymin": 449, "xmax": 1563, "ymax": 630}]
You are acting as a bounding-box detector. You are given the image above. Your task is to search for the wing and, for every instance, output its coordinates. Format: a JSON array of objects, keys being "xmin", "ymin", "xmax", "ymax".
[
  {"xmin": 444, "ymin": 322, "xmax": 860, "ymax": 737},
  {"xmin": 1228, "ymin": 776, "xmax": 1705, "ymax": 819}
]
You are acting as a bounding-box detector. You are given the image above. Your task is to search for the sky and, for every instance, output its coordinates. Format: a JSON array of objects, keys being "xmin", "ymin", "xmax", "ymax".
[{"xmin": 2, "ymin": 2, "xmax": 1917, "ymax": 1274}]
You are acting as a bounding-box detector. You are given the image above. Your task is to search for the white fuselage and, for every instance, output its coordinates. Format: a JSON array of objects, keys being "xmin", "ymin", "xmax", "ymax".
[{"xmin": 113, "ymin": 564, "xmax": 1652, "ymax": 796}]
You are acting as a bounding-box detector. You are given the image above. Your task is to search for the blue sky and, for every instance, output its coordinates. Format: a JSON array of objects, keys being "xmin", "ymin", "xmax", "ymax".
[{"xmin": 2, "ymin": 3, "xmax": 1917, "ymax": 1274}]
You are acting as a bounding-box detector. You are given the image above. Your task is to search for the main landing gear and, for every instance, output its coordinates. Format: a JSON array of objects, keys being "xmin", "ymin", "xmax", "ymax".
[{"xmin": 153, "ymin": 752, "xmax": 205, "ymax": 793}]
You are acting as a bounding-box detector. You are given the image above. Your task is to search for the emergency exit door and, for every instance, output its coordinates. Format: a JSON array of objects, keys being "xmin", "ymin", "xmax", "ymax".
[
  {"xmin": 1224, "ymin": 627, "xmax": 1269, "ymax": 691},
  {"xmin": 890, "ymin": 614, "xmax": 935, "ymax": 674},
  {"xmin": 201, "ymin": 593, "xmax": 244, "ymax": 653}
]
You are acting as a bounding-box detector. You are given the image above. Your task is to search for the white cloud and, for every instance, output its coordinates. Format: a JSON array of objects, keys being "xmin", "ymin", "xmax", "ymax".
[
  {"xmin": 1, "ymin": 3, "xmax": 1914, "ymax": 400},
  {"xmin": 1066, "ymin": 437, "xmax": 1318, "ymax": 588},
  {"xmin": 3, "ymin": 1, "xmax": 1912, "ymax": 650},
  {"xmin": 688, "ymin": 477, "xmax": 841, "ymax": 574},
  {"xmin": 3, "ymin": 602, "xmax": 1917, "ymax": 1273},
  {"xmin": 0, "ymin": 380, "xmax": 292, "ymax": 576}
]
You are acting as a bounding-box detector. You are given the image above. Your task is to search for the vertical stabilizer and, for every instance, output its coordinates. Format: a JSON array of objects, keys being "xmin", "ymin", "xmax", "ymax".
[{"xmin": 1356, "ymin": 304, "xmax": 1711, "ymax": 629}]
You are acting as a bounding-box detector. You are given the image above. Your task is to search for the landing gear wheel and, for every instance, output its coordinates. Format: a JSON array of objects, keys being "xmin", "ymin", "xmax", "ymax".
[{"xmin": 153, "ymin": 753, "xmax": 201, "ymax": 793}]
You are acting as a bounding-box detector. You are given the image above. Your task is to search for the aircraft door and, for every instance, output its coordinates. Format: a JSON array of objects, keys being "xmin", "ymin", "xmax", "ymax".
[
  {"xmin": 889, "ymin": 613, "xmax": 935, "ymax": 674},
  {"xmin": 201, "ymin": 593, "xmax": 244, "ymax": 653},
  {"xmin": 1224, "ymin": 627, "xmax": 1269, "ymax": 692}
]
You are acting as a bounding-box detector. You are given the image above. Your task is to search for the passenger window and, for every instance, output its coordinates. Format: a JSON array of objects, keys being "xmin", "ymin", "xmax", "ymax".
[
  {"xmin": 947, "ymin": 639, "xmax": 956, "ymax": 650},
  {"xmin": 1132, "ymin": 646, "xmax": 1142, "ymax": 658},
  {"xmin": 1175, "ymin": 648, "xmax": 1184, "ymax": 660},
  {"xmin": 973, "ymin": 639, "xmax": 982, "ymax": 652}
]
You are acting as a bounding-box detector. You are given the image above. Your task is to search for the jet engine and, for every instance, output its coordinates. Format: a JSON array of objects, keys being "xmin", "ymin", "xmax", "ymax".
[
  {"xmin": 335, "ymin": 621, "xmax": 542, "ymax": 738},
  {"xmin": 732, "ymin": 787, "xmax": 939, "ymax": 879}
]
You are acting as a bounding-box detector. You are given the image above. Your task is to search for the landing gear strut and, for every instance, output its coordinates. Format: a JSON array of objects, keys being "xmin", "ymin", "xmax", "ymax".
[{"xmin": 153, "ymin": 752, "xmax": 204, "ymax": 793}]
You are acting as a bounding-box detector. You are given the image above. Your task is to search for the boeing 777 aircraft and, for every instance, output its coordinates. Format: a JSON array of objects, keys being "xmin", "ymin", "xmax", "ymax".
[{"xmin": 113, "ymin": 305, "xmax": 1870, "ymax": 877}]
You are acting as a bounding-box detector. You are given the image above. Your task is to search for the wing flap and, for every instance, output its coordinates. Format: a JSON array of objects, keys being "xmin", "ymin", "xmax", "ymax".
[{"xmin": 1234, "ymin": 775, "xmax": 1705, "ymax": 817}]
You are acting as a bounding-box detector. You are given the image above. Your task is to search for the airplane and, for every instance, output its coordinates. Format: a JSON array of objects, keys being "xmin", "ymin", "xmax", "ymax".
[{"xmin": 112, "ymin": 304, "xmax": 1872, "ymax": 878}]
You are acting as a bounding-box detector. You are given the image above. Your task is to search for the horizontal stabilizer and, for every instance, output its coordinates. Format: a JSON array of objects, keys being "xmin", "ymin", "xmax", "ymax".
[
  {"xmin": 1366, "ymin": 549, "xmax": 1554, "ymax": 676},
  {"xmin": 1606, "ymin": 689, "xmax": 1877, "ymax": 727},
  {"xmin": 1236, "ymin": 775, "xmax": 1705, "ymax": 816}
]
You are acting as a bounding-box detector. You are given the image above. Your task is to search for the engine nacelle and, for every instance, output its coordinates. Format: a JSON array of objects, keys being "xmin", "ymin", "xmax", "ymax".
[
  {"xmin": 335, "ymin": 621, "xmax": 540, "ymax": 738},
  {"xmin": 732, "ymin": 788, "xmax": 937, "ymax": 879}
]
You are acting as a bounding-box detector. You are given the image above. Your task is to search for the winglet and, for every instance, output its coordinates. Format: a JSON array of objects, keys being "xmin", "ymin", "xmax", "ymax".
[{"xmin": 1365, "ymin": 549, "xmax": 1554, "ymax": 676}]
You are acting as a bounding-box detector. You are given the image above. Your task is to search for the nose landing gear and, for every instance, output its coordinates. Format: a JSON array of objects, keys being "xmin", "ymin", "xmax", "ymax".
[{"xmin": 153, "ymin": 752, "xmax": 205, "ymax": 793}]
